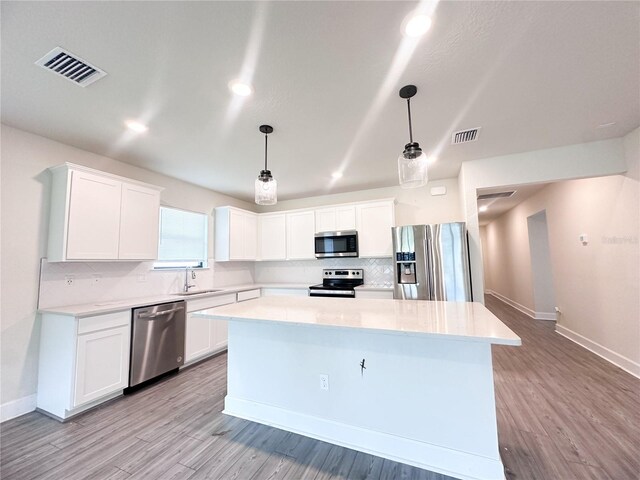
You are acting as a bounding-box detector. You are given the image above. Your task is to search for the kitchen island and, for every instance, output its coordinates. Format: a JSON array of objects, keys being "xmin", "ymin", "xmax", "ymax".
[{"xmin": 197, "ymin": 297, "xmax": 521, "ymax": 480}]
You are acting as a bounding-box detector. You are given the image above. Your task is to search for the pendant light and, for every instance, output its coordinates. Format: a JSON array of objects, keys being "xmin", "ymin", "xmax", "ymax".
[
  {"xmin": 255, "ymin": 124, "xmax": 277, "ymax": 205},
  {"xmin": 398, "ymin": 85, "xmax": 428, "ymax": 188}
]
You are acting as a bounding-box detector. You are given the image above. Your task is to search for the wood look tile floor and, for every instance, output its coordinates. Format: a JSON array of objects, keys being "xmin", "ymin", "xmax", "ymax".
[{"xmin": 2, "ymin": 295, "xmax": 639, "ymax": 480}]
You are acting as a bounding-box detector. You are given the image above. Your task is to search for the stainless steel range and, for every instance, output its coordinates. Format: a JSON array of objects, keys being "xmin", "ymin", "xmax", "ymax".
[{"xmin": 308, "ymin": 269, "xmax": 363, "ymax": 298}]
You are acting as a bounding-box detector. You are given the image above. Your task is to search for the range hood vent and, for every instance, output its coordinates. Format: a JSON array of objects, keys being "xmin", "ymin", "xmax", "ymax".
[
  {"xmin": 451, "ymin": 128, "xmax": 480, "ymax": 145},
  {"xmin": 35, "ymin": 47, "xmax": 107, "ymax": 87},
  {"xmin": 477, "ymin": 191, "xmax": 516, "ymax": 200}
]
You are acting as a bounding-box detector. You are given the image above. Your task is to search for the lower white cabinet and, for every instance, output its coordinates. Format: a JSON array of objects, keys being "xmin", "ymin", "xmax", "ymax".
[
  {"xmin": 74, "ymin": 322, "xmax": 130, "ymax": 407},
  {"xmin": 37, "ymin": 310, "xmax": 131, "ymax": 420},
  {"xmin": 185, "ymin": 293, "xmax": 237, "ymax": 365},
  {"xmin": 354, "ymin": 289, "xmax": 394, "ymax": 300}
]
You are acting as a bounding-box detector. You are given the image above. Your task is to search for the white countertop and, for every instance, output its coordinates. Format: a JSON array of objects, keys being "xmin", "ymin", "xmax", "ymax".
[
  {"xmin": 38, "ymin": 283, "xmax": 309, "ymax": 317},
  {"xmin": 196, "ymin": 296, "xmax": 521, "ymax": 346},
  {"xmin": 354, "ymin": 284, "xmax": 393, "ymax": 292}
]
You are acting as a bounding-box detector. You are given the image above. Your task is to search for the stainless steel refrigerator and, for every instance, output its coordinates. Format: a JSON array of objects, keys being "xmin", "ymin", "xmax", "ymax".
[{"xmin": 392, "ymin": 222, "xmax": 472, "ymax": 301}]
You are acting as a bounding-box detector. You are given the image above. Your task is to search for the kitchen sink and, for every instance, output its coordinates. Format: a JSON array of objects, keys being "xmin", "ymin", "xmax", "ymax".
[{"xmin": 175, "ymin": 289, "xmax": 224, "ymax": 296}]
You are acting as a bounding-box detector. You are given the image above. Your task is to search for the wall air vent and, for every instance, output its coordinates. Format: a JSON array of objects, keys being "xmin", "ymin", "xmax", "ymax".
[
  {"xmin": 477, "ymin": 191, "xmax": 516, "ymax": 200},
  {"xmin": 451, "ymin": 128, "xmax": 481, "ymax": 145},
  {"xmin": 35, "ymin": 47, "xmax": 107, "ymax": 87}
]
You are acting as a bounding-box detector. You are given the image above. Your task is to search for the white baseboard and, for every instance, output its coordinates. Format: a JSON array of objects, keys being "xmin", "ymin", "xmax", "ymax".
[
  {"xmin": 486, "ymin": 290, "xmax": 556, "ymax": 321},
  {"xmin": 1, "ymin": 394, "xmax": 36, "ymax": 423},
  {"xmin": 556, "ymin": 325, "xmax": 640, "ymax": 379},
  {"xmin": 224, "ymin": 396, "xmax": 506, "ymax": 480}
]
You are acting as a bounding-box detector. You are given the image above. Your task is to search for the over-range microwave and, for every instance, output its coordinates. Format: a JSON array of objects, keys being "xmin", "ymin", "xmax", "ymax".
[{"xmin": 314, "ymin": 231, "xmax": 359, "ymax": 258}]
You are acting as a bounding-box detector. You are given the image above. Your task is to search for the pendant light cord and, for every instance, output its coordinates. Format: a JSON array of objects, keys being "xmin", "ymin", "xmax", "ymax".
[
  {"xmin": 264, "ymin": 134, "xmax": 268, "ymax": 171},
  {"xmin": 406, "ymin": 98, "xmax": 413, "ymax": 143}
]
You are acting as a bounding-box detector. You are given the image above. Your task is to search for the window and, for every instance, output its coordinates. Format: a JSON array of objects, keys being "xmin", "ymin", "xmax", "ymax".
[{"xmin": 154, "ymin": 206, "xmax": 208, "ymax": 269}]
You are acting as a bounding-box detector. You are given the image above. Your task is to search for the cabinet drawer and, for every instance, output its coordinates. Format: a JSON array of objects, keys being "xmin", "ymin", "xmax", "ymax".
[
  {"xmin": 78, "ymin": 311, "xmax": 130, "ymax": 335},
  {"xmin": 187, "ymin": 293, "xmax": 236, "ymax": 313},
  {"xmin": 237, "ymin": 289, "xmax": 261, "ymax": 302}
]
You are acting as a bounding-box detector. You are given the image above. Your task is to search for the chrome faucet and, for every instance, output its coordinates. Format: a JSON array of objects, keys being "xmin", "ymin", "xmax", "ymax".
[{"xmin": 184, "ymin": 267, "xmax": 196, "ymax": 293}]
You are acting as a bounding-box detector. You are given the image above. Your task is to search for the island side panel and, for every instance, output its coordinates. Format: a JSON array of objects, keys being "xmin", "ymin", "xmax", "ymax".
[{"xmin": 224, "ymin": 319, "xmax": 505, "ymax": 480}]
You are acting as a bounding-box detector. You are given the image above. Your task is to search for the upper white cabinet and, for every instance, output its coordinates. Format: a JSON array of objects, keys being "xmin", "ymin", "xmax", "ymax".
[
  {"xmin": 315, "ymin": 206, "xmax": 356, "ymax": 233},
  {"xmin": 47, "ymin": 164, "xmax": 162, "ymax": 262},
  {"xmin": 258, "ymin": 213, "xmax": 286, "ymax": 261},
  {"xmin": 287, "ymin": 210, "xmax": 315, "ymax": 260},
  {"xmin": 215, "ymin": 206, "xmax": 258, "ymax": 261},
  {"xmin": 119, "ymin": 183, "xmax": 161, "ymax": 260},
  {"xmin": 356, "ymin": 200, "xmax": 395, "ymax": 257}
]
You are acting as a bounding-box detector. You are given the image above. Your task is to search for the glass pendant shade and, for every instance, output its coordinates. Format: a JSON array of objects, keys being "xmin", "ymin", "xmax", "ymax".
[
  {"xmin": 398, "ymin": 149, "xmax": 428, "ymax": 188},
  {"xmin": 255, "ymin": 175, "xmax": 277, "ymax": 205}
]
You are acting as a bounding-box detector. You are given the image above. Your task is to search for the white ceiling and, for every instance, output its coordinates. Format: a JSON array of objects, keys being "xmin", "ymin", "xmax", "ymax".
[{"xmin": 2, "ymin": 1, "xmax": 639, "ymax": 202}]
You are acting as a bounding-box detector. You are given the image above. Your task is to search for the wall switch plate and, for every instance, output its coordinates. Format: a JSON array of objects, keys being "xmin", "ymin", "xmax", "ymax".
[
  {"xmin": 65, "ymin": 275, "xmax": 74, "ymax": 286},
  {"xmin": 319, "ymin": 374, "xmax": 329, "ymax": 391}
]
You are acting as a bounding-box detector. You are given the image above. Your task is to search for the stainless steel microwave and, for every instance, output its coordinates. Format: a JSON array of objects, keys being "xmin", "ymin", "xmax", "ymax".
[{"xmin": 314, "ymin": 231, "xmax": 358, "ymax": 258}]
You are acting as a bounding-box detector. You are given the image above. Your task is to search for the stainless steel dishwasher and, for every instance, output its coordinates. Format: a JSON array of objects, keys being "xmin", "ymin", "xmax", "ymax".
[{"xmin": 129, "ymin": 300, "xmax": 186, "ymax": 388}]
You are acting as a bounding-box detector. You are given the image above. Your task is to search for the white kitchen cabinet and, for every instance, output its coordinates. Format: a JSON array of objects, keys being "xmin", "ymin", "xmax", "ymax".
[
  {"xmin": 286, "ymin": 210, "xmax": 316, "ymax": 259},
  {"xmin": 356, "ymin": 200, "xmax": 395, "ymax": 257},
  {"xmin": 37, "ymin": 310, "xmax": 131, "ymax": 420},
  {"xmin": 258, "ymin": 213, "xmax": 287, "ymax": 260},
  {"xmin": 47, "ymin": 163, "xmax": 162, "ymax": 262},
  {"xmin": 315, "ymin": 206, "xmax": 356, "ymax": 233},
  {"xmin": 74, "ymin": 320, "xmax": 130, "ymax": 407},
  {"xmin": 215, "ymin": 206, "xmax": 258, "ymax": 261},
  {"xmin": 118, "ymin": 183, "xmax": 161, "ymax": 260},
  {"xmin": 355, "ymin": 289, "xmax": 394, "ymax": 299},
  {"xmin": 184, "ymin": 293, "xmax": 237, "ymax": 365}
]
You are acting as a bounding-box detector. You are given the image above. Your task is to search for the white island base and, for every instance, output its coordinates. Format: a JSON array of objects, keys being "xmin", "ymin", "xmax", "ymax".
[{"xmin": 199, "ymin": 297, "xmax": 521, "ymax": 480}]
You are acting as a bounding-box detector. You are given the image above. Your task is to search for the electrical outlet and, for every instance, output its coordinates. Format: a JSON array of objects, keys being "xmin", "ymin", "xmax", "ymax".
[
  {"xmin": 65, "ymin": 275, "xmax": 74, "ymax": 286},
  {"xmin": 319, "ymin": 374, "xmax": 329, "ymax": 391},
  {"xmin": 137, "ymin": 274, "xmax": 147, "ymax": 283}
]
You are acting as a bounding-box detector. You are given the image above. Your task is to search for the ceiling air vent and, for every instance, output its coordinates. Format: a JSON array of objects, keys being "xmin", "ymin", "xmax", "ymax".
[
  {"xmin": 35, "ymin": 47, "xmax": 107, "ymax": 87},
  {"xmin": 451, "ymin": 127, "xmax": 481, "ymax": 145},
  {"xmin": 477, "ymin": 191, "xmax": 516, "ymax": 200}
]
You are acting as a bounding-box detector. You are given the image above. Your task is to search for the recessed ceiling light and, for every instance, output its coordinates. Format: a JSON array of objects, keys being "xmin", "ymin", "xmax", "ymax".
[
  {"xmin": 478, "ymin": 205, "xmax": 488, "ymax": 213},
  {"xmin": 229, "ymin": 81, "xmax": 253, "ymax": 97},
  {"xmin": 404, "ymin": 14, "xmax": 432, "ymax": 38},
  {"xmin": 125, "ymin": 120, "xmax": 148, "ymax": 133},
  {"xmin": 596, "ymin": 122, "xmax": 616, "ymax": 129},
  {"xmin": 331, "ymin": 171, "xmax": 343, "ymax": 179}
]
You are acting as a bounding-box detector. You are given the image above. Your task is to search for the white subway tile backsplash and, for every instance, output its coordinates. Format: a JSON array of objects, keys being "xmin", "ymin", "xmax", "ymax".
[{"xmin": 254, "ymin": 257, "xmax": 393, "ymax": 287}]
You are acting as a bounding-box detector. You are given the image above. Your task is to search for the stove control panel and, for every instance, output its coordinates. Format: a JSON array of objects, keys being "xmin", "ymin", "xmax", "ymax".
[{"xmin": 322, "ymin": 269, "xmax": 363, "ymax": 279}]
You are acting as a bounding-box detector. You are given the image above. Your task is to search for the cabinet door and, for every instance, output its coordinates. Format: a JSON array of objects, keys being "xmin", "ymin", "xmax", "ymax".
[
  {"xmin": 228, "ymin": 209, "xmax": 245, "ymax": 260},
  {"xmin": 259, "ymin": 214, "xmax": 286, "ymax": 260},
  {"xmin": 211, "ymin": 319, "xmax": 228, "ymax": 351},
  {"xmin": 315, "ymin": 208, "xmax": 336, "ymax": 233},
  {"xmin": 66, "ymin": 171, "xmax": 122, "ymax": 260},
  {"xmin": 243, "ymin": 213, "xmax": 258, "ymax": 260},
  {"xmin": 335, "ymin": 206, "xmax": 356, "ymax": 231},
  {"xmin": 287, "ymin": 211, "xmax": 315, "ymax": 259},
  {"xmin": 356, "ymin": 201, "xmax": 395, "ymax": 257},
  {"xmin": 74, "ymin": 325, "xmax": 130, "ymax": 407},
  {"xmin": 118, "ymin": 183, "xmax": 160, "ymax": 260},
  {"xmin": 185, "ymin": 312, "xmax": 212, "ymax": 362}
]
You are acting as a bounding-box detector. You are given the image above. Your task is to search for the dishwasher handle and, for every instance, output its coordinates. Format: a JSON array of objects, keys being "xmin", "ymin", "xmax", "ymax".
[{"xmin": 137, "ymin": 306, "xmax": 184, "ymax": 319}]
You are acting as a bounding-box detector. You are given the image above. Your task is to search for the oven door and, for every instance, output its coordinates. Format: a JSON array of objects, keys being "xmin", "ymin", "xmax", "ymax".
[
  {"xmin": 308, "ymin": 288, "xmax": 356, "ymax": 298},
  {"xmin": 315, "ymin": 231, "xmax": 358, "ymax": 258}
]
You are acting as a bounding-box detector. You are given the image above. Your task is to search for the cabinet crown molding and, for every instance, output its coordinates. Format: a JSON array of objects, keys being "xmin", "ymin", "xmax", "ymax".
[{"xmin": 49, "ymin": 162, "xmax": 164, "ymax": 191}]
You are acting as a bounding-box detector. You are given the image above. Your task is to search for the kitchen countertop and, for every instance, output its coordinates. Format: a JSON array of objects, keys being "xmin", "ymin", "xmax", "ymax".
[
  {"xmin": 196, "ymin": 296, "xmax": 521, "ymax": 346},
  {"xmin": 354, "ymin": 284, "xmax": 393, "ymax": 291},
  {"xmin": 38, "ymin": 283, "xmax": 309, "ymax": 317}
]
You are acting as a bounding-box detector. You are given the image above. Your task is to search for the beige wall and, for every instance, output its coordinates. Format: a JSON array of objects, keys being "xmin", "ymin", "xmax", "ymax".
[
  {"xmin": 459, "ymin": 137, "xmax": 629, "ymax": 303},
  {"xmin": 482, "ymin": 129, "xmax": 639, "ymax": 374},
  {"xmin": 0, "ymin": 124, "xmax": 254, "ymax": 409},
  {"xmin": 258, "ymin": 178, "xmax": 463, "ymax": 226}
]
